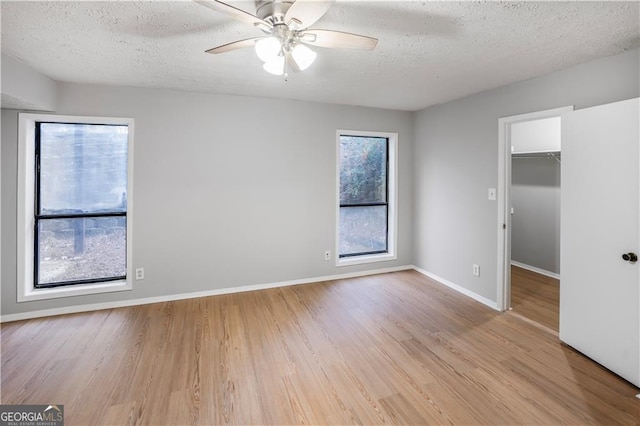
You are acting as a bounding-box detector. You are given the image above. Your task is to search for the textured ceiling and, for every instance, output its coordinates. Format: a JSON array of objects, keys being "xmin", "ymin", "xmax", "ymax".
[{"xmin": 1, "ymin": 1, "xmax": 639, "ymax": 111}]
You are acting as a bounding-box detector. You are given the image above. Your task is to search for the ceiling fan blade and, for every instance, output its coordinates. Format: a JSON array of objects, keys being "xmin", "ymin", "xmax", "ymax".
[
  {"xmin": 300, "ymin": 30, "xmax": 378, "ymax": 50},
  {"xmin": 194, "ymin": 0, "xmax": 272, "ymax": 29},
  {"xmin": 205, "ymin": 37, "xmax": 264, "ymax": 54},
  {"xmin": 285, "ymin": 0, "xmax": 335, "ymax": 29},
  {"xmin": 286, "ymin": 52, "xmax": 301, "ymax": 73}
]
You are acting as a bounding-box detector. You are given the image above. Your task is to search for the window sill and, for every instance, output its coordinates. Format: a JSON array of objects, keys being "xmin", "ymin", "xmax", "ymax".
[
  {"xmin": 337, "ymin": 252, "xmax": 397, "ymax": 267},
  {"xmin": 18, "ymin": 279, "xmax": 132, "ymax": 302}
]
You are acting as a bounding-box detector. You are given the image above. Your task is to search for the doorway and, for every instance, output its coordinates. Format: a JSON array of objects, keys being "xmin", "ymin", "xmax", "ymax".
[{"xmin": 496, "ymin": 106, "xmax": 573, "ymax": 330}]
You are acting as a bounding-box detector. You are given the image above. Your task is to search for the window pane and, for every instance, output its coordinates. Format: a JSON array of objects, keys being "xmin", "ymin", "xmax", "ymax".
[
  {"xmin": 339, "ymin": 136, "xmax": 387, "ymax": 204},
  {"xmin": 39, "ymin": 123, "xmax": 128, "ymax": 214},
  {"xmin": 339, "ymin": 206, "xmax": 387, "ymax": 256},
  {"xmin": 37, "ymin": 216, "xmax": 126, "ymax": 285}
]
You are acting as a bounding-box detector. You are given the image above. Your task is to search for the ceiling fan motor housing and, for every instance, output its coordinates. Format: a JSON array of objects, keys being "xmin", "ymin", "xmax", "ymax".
[{"xmin": 255, "ymin": 0, "xmax": 295, "ymax": 25}]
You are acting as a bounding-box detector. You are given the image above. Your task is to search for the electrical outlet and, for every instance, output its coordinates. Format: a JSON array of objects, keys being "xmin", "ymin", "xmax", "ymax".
[
  {"xmin": 472, "ymin": 264, "xmax": 480, "ymax": 277},
  {"xmin": 324, "ymin": 250, "xmax": 331, "ymax": 261},
  {"xmin": 135, "ymin": 267, "xmax": 145, "ymax": 280}
]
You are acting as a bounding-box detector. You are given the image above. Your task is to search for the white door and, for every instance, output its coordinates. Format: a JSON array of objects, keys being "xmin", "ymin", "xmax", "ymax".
[{"xmin": 560, "ymin": 97, "xmax": 639, "ymax": 387}]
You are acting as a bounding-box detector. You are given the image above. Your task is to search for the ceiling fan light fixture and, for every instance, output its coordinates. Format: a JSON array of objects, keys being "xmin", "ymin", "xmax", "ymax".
[
  {"xmin": 291, "ymin": 44, "xmax": 317, "ymax": 71},
  {"xmin": 263, "ymin": 56, "xmax": 285, "ymax": 75},
  {"xmin": 198, "ymin": 0, "xmax": 378, "ymax": 79},
  {"xmin": 255, "ymin": 37, "xmax": 281, "ymax": 62}
]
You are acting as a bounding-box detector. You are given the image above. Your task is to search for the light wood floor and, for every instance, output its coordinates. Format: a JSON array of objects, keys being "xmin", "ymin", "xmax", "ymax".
[
  {"xmin": 2, "ymin": 271, "xmax": 638, "ymax": 425},
  {"xmin": 510, "ymin": 265, "xmax": 560, "ymax": 332}
]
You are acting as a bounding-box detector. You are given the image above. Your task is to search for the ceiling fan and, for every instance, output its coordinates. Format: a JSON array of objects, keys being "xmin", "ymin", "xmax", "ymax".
[{"xmin": 195, "ymin": 0, "xmax": 378, "ymax": 78}]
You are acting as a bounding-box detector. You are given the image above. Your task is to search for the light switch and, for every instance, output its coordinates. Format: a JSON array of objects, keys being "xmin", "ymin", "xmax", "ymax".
[{"xmin": 488, "ymin": 188, "xmax": 497, "ymax": 201}]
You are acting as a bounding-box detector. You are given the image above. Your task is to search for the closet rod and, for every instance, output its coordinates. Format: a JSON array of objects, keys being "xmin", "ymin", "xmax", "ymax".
[{"xmin": 512, "ymin": 152, "xmax": 561, "ymax": 164}]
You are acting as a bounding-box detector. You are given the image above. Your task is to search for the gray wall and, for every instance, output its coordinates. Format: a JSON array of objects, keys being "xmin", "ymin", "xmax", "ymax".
[
  {"xmin": 1, "ymin": 53, "xmax": 58, "ymax": 111},
  {"xmin": 511, "ymin": 157, "xmax": 561, "ymax": 274},
  {"xmin": 413, "ymin": 48, "xmax": 639, "ymax": 302},
  {"xmin": 3, "ymin": 48, "xmax": 639, "ymax": 317},
  {"xmin": 1, "ymin": 84, "xmax": 414, "ymax": 316}
]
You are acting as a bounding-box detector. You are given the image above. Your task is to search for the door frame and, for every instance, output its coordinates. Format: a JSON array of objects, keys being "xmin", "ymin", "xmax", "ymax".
[{"xmin": 496, "ymin": 105, "xmax": 574, "ymax": 311}]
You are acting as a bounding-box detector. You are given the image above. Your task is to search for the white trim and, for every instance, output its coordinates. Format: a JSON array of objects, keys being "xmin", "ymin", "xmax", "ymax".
[
  {"xmin": 17, "ymin": 113, "xmax": 134, "ymax": 302},
  {"xmin": 497, "ymin": 117, "xmax": 508, "ymax": 311},
  {"xmin": 336, "ymin": 252, "xmax": 396, "ymax": 267},
  {"xmin": 1, "ymin": 265, "xmax": 413, "ymax": 323},
  {"xmin": 511, "ymin": 261, "xmax": 560, "ymax": 280},
  {"xmin": 335, "ymin": 129, "xmax": 399, "ymax": 267},
  {"xmin": 412, "ymin": 266, "xmax": 500, "ymax": 311},
  {"xmin": 497, "ymin": 106, "xmax": 573, "ymax": 311}
]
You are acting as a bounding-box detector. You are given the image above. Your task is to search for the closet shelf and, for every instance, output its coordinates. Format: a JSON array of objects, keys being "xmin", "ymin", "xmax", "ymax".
[{"xmin": 512, "ymin": 151, "xmax": 561, "ymax": 164}]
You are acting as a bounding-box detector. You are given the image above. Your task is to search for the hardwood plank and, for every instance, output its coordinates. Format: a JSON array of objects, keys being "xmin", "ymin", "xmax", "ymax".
[
  {"xmin": 378, "ymin": 392, "xmax": 430, "ymax": 425},
  {"xmin": 2, "ymin": 270, "xmax": 637, "ymax": 425},
  {"xmin": 511, "ymin": 265, "xmax": 560, "ymax": 331},
  {"xmin": 322, "ymin": 361, "xmax": 389, "ymax": 424}
]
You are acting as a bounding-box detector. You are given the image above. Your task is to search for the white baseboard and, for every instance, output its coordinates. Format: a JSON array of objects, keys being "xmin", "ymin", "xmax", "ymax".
[
  {"xmin": 2, "ymin": 265, "xmax": 502, "ymax": 322},
  {"xmin": 1, "ymin": 265, "xmax": 413, "ymax": 323},
  {"xmin": 511, "ymin": 261, "xmax": 560, "ymax": 280},
  {"xmin": 411, "ymin": 266, "xmax": 500, "ymax": 311}
]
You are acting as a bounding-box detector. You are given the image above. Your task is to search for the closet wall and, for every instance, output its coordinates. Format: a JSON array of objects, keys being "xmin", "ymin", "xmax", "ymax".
[{"xmin": 511, "ymin": 117, "xmax": 561, "ymax": 275}]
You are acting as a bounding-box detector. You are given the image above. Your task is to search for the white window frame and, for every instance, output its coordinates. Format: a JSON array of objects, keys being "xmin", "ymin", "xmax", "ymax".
[
  {"xmin": 17, "ymin": 113, "xmax": 134, "ymax": 302},
  {"xmin": 336, "ymin": 130, "xmax": 398, "ymax": 267}
]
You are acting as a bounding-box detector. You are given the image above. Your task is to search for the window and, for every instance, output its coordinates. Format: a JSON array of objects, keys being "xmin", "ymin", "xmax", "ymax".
[
  {"xmin": 18, "ymin": 114, "xmax": 134, "ymax": 301},
  {"xmin": 337, "ymin": 130, "xmax": 397, "ymax": 266}
]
